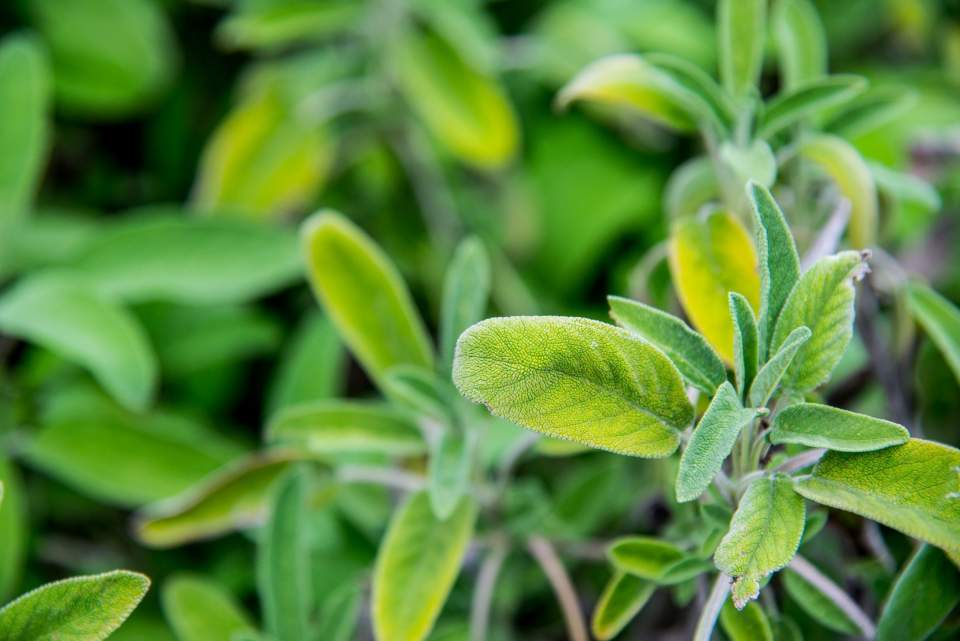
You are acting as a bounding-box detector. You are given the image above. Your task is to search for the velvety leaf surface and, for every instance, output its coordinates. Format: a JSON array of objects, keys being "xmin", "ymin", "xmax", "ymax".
[
  {"xmin": 440, "ymin": 237, "xmax": 490, "ymax": 371},
  {"xmin": 907, "ymin": 282, "xmax": 960, "ymax": 385},
  {"xmin": 591, "ymin": 573, "xmax": 654, "ymax": 641},
  {"xmin": 720, "ymin": 600, "xmax": 773, "ymax": 641},
  {"xmin": 162, "ymin": 575, "xmax": 254, "ymax": 641},
  {"xmin": 748, "ymin": 326, "xmax": 811, "ymax": 408},
  {"xmin": 769, "ymin": 403, "xmax": 909, "ymax": 452},
  {"xmin": 718, "ymin": 0, "xmax": 766, "ymax": 98},
  {"xmin": 729, "ymin": 293, "xmax": 759, "ymax": 397},
  {"xmin": 876, "ymin": 544, "xmax": 960, "ymax": 641}
]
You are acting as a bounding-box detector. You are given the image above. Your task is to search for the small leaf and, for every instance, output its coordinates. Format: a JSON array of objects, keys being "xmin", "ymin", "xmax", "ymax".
[
  {"xmin": 781, "ymin": 568, "xmax": 858, "ymax": 635},
  {"xmin": 453, "ymin": 316, "xmax": 693, "ymax": 457},
  {"xmin": 770, "ymin": 250, "xmax": 867, "ymax": 392},
  {"xmin": 266, "ymin": 313, "xmax": 344, "ymax": 415},
  {"xmin": 772, "ymin": 0, "xmax": 826, "ymax": 89},
  {"xmin": 372, "ymin": 492, "xmax": 476, "ymax": 641},
  {"xmin": 718, "ymin": 140, "xmax": 777, "ymax": 191},
  {"xmin": 440, "ymin": 237, "xmax": 490, "ymax": 371},
  {"xmin": 216, "ymin": 0, "xmax": 359, "ymax": 50},
  {"xmin": 729, "ymin": 293, "xmax": 759, "ymax": 397},
  {"xmin": 794, "ymin": 439, "xmax": 960, "ymax": 553},
  {"xmin": 302, "ymin": 212, "xmax": 434, "ymax": 387},
  {"xmin": 676, "ymin": 382, "xmax": 759, "ymax": 503},
  {"xmin": 268, "ymin": 400, "xmax": 426, "ymax": 456},
  {"xmin": 669, "ymin": 209, "xmax": 761, "ymax": 363},
  {"xmin": 760, "ymin": 75, "xmax": 866, "ymax": 138},
  {"xmin": 823, "ymin": 87, "xmax": 915, "ymax": 138},
  {"xmin": 0, "ymin": 273, "xmax": 156, "ymax": 410},
  {"xmin": 906, "ymin": 282, "xmax": 960, "ymax": 385},
  {"xmin": 769, "ymin": 403, "xmax": 909, "ymax": 452},
  {"xmin": 665, "ymin": 156, "xmax": 719, "ymax": 221},
  {"xmin": 0, "ymin": 570, "xmax": 150, "ymax": 641},
  {"xmin": 162, "ymin": 575, "xmax": 254, "ymax": 641},
  {"xmin": 876, "ymin": 545, "xmax": 960, "ymax": 641},
  {"xmin": 645, "ymin": 52, "xmax": 736, "ymax": 134},
  {"xmin": 428, "ymin": 429, "xmax": 475, "ymax": 520},
  {"xmin": 591, "ymin": 573, "xmax": 654, "ymax": 641},
  {"xmin": 609, "ymin": 295, "xmax": 726, "ymax": 395},
  {"xmin": 718, "ymin": 0, "xmax": 766, "ymax": 98},
  {"xmin": 382, "ymin": 365, "xmax": 454, "ymax": 425},
  {"xmin": 608, "ymin": 537, "xmax": 712, "ymax": 585},
  {"xmin": 720, "ymin": 599, "xmax": 773, "ymax": 641},
  {"xmin": 715, "ymin": 475, "xmax": 806, "ymax": 609},
  {"xmin": 748, "ymin": 326, "xmax": 811, "ymax": 408}
]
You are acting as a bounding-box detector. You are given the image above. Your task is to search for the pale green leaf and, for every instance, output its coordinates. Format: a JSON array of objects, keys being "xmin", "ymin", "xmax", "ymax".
[
  {"xmin": 718, "ymin": 0, "xmax": 766, "ymax": 98},
  {"xmin": 715, "ymin": 475, "xmax": 806, "ymax": 609},
  {"xmin": 718, "ymin": 140, "xmax": 777, "ymax": 192},
  {"xmin": 772, "ymin": 0, "xmax": 826, "ymax": 89},
  {"xmin": 748, "ymin": 326, "xmax": 811, "ymax": 408},
  {"xmin": 608, "ymin": 537, "xmax": 713, "ymax": 585},
  {"xmin": 907, "ymin": 282, "xmax": 960, "ymax": 385},
  {"xmin": 0, "ymin": 273, "xmax": 156, "ymax": 410},
  {"xmin": 609, "ymin": 295, "xmax": 726, "ymax": 395},
  {"xmin": 0, "ymin": 458, "xmax": 25, "ymax": 601},
  {"xmin": 382, "ymin": 365, "xmax": 454, "ymax": 426},
  {"xmin": 645, "ymin": 52, "xmax": 736, "ymax": 133},
  {"xmin": 372, "ymin": 492, "xmax": 476, "ymax": 641},
  {"xmin": 591, "ymin": 572, "xmax": 654, "ymax": 641},
  {"xmin": 729, "ymin": 293, "xmax": 759, "ymax": 397},
  {"xmin": 428, "ymin": 429, "xmax": 475, "ymax": 520},
  {"xmin": 302, "ymin": 212, "xmax": 434, "ymax": 386},
  {"xmin": 0, "ymin": 570, "xmax": 150, "ymax": 641},
  {"xmin": 720, "ymin": 599, "xmax": 773, "ymax": 641},
  {"xmin": 794, "ymin": 439, "xmax": 960, "ymax": 553},
  {"xmin": 823, "ymin": 87, "xmax": 915, "ymax": 139},
  {"xmin": 453, "ymin": 316, "xmax": 693, "ymax": 457},
  {"xmin": 440, "ymin": 237, "xmax": 490, "ymax": 371},
  {"xmin": 769, "ymin": 403, "xmax": 909, "ymax": 452},
  {"xmin": 162, "ymin": 575, "xmax": 254, "ymax": 641},
  {"xmin": 781, "ymin": 568, "xmax": 858, "ymax": 635},
  {"xmin": 760, "ymin": 75, "xmax": 866, "ymax": 138},
  {"xmin": 876, "ymin": 544, "xmax": 960, "ymax": 641},
  {"xmin": 665, "ymin": 156, "xmax": 719, "ymax": 221}
]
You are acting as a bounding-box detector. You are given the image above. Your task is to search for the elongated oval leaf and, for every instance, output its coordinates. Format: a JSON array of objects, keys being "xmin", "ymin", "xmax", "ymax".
[
  {"xmin": 769, "ymin": 403, "xmax": 909, "ymax": 452},
  {"xmin": 823, "ymin": 87, "xmax": 915, "ymax": 138},
  {"xmin": 794, "ymin": 439, "xmax": 960, "ymax": 553},
  {"xmin": 591, "ymin": 573, "xmax": 654, "ymax": 641},
  {"xmin": 772, "ymin": 0, "xmax": 826, "ymax": 90},
  {"xmin": 373, "ymin": 492, "xmax": 476, "ymax": 641},
  {"xmin": 907, "ymin": 282, "xmax": 960, "ymax": 385},
  {"xmin": 302, "ymin": 212, "xmax": 434, "ymax": 386},
  {"xmin": 720, "ymin": 600, "xmax": 773, "ymax": 641},
  {"xmin": 748, "ymin": 326, "xmax": 811, "ymax": 408},
  {"xmin": 781, "ymin": 568, "xmax": 858, "ymax": 635},
  {"xmin": 0, "ymin": 570, "xmax": 150, "ymax": 641},
  {"xmin": 0, "ymin": 273, "xmax": 156, "ymax": 410},
  {"xmin": 730, "ymin": 293, "xmax": 759, "ymax": 397},
  {"xmin": 162, "ymin": 575, "xmax": 254, "ymax": 641},
  {"xmin": 428, "ymin": 428, "xmax": 475, "ymax": 520},
  {"xmin": 760, "ymin": 75, "xmax": 866, "ymax": 138},
  {"xmin": 440, "ymin": 237, "xmax": 490, "ymax": 371},
  {"xmin": 677, "ymin": 382, "xmax": 759, "ymax": 503},
  {"xmin": 645, "ymin": 52, "xmax": 736, "ymax": 133},
  {"xmin": 609, "ymin": 295, "xmax": 726, "ymax": 395},
  {"xmin": 718, "ymin": 0, "xmax": 766, "ymax": 98},
  {"xmin": 266, "ymin": 313, "xmax": 344, "ymax": 415},
  {"xmin": 876, "ymin": 545, "xmax": 960, "ymax": 641},
  {"xmin": 608, "ymin": 537, "xmax": 712, "ymax": 585},
  {"xmin": 665, "ymin": 156, "xmax": 719, "ymax": 221},
  {"xmin": 715, "ymin": 475, "xmax": 806, "ymax": 608},
  {"xmin": 454, "ymin": 316, "xmax": 693, "ymax": 457}
]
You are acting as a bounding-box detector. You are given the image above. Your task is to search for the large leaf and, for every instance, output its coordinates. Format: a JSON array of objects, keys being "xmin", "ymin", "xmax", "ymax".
[
  {"xmin": 748, "ymin": 326, "xmax": 811, "ymax": 408},
  {"xmin": 302, "ymin": 212, "xmax": 434, "ymax": 386},
  {"xmin": 0, "ymin": 570, "xmax": 150, "ymax": 641},
  {"xmin": 715, "ymin": 475, "xmax": 806, "ymax": 608},
  {"xmin": 718, "ymin": 0, "xmax": 766, "ymax": 98},
  {"xmin": 876, "ymin": 545, "xmax": 960, "ymax": 641},
  {"xmin": 759, "ymin": 75, "xmax": 866, "ymax": 138},
  {"xmin": 372, "ymin": 492, "xmax": 476, "ymax": 641},
  {"xmin": 772, "ymin": 0, "xmax": 826, "ymax": 90},
  {"xmin": 676, "ymin": 382, "xmax": 759, "ymax": 503},
  {"xmin": 770, "ymin": 250, "xmax": 866, "ymax": 392},
  {"xmin": 794, "ymin": 439, "xmax": 960, "ymax": 554},
  {"xmin": 907, "ymin": 282, "xmax": 960, "ymax": 385},
  {"xmin": 720, "ymin": 600, "xmax": 773, "ymax": 641},
  {"xmin": 609, "ymin": 296, "xmax": 726, "ymax": 395},
  {"xmin": 608, "ymin": 537, "xmax": 712, "ymax": 585},
  {"xmin": 440, "ymin": 237, "xmax": 490, "ymax": 371},
  {"xmin": 0, "ymin": 273, "xmax": 156, "ymax": 410},
  {"xmin": 162, "ymin": 575, "xmax": 254, "ymax": 641},
  {"xmin": 453, "ymin": 316, "xmax": 693, "ymax": 457},
  {"xmin": 769, "ymin": 403, "xmax": 909, "ymax": 452},
  {"xmin": 669, "ymin": 209, "xmax": 761, "ymax": 363},
  {"xmin": 591, "ymin": 573, "xmax": 654, "ymax": 641}
]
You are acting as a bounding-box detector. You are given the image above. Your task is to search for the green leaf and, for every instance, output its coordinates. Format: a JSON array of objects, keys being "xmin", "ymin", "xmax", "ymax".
[
  {"xmin": 748, "ymin": 326, "xmax": 811, "ymax": 408},
  {"xmin": 267, "ymin": 313, "xmax": 344, "ymax": 415},
  {"xmin": 382, "ymin": 365, "xmax": 454, "ymax": 426},
  {"xmin": 676, "ymin": 382, "xmax": 759, "ymax": 503},
  {"xmin": 0, "ymin": 570, "xmax": 150, "ymax": 641},
  {"xmin": 718, "ymin": 0, "xmax": 766, "ymax": 98},
  {"xmin": 453, "ymin": 316, "xmax": 693, "ymax": 457},
  {"xmin": 0, "ymin": 273, "xmax": 156, "ymax": 410},
  {"xmin": 715, "ymin": 475, "xmax": 806, "ymax": 609},
  {"xmin": 794, "ymin": 439, "xmax": 960, "ymax": 553},
  {"xmin": 876, "ymin": 545, "xmax": 960, "ymax": 641},
  {"xmin": 729, "ymin": 293, "xmax": 759, "ymax": 397},
  {"xmin": 258, "ymin": 469, "xmax": 310, "ymax": 641},
  {"xmin": 268, "ymin": 400, "xmax": 426, "ymax": 456},
  {"xmin": 823, "ymin": 87, "xmax": 915, "ymax": 138},
  {"xmin": 720, "ymin": 599, "xmax": 773, "ymax": 641},
  {"xmin": 162, "ymin": 575, "xmax": 254, "ymax": 641},
  {"xmin": 770, "ymin": 250, "xmax": 867, "ymax": 392},
  {"xmin": 316, "ymin": 582, "xmax": 363, "ymax": 641},
  {"xmin": 772, "ymin": 0, "xmax": 826, "ymax": 90},
  {"xmin": 760, "ymin": 75, "xmax": 866, "ymax": 138},
  {"xmin": 302, "ymin": 212, "xmax": 434, "ymax": 387},
  {"xmin": 608, "ymin": 537, "xmax": 713, "ymax": 585},
  {"xmin": 372, "ymin": 492, "xmax": 476, "ymax": 641},
  {"xmin": 591, "ymin": 573, "xmax": 654, "ymax": 641},
  {"xmin": 216, "ymin": 0, "xmax": 359, "ymax": 50},
  {"xmin": 781, "ymin": 568, "xmax": 858, "ymax": 635},
  {"xmin": 748, "ymin": 182, "xmax": 801, "ymax": 358},
  {"xmin": 440, "ymin": 237, "xmax": 490, "ymax": 371},
  {"xmin": 645, "ymin": 52, "xmax": 736, "ymax": 133},
  {"xmin": 769, "ymin": 403, "xmax": 909, "ymax": 452},
  {"xmin": 609, "ymin": 295, "xmax": 726, "ymax": 395},
  {"xmin": 428, "ymin": 429, "xmax": 475, "ymax": 520},
  {"xmin": 0, "ymin": 34, "xmax": 49, "ymax": 229},
  {"xmin": 906, "ymin": 282, "xmax": 960, "ymax": 385},
  {"xmin": 0, "ymin": 458, "xmax": 25, "ymax": 601},
  {"xmin": 665, "ymin": 156, "xmax": 719, "ymax": 221}
]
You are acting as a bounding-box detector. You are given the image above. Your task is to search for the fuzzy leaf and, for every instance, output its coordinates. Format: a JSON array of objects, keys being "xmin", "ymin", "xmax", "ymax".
[
  {"xmin": 772, "ymin": 0, "xmax": 826, "ymax": 89},
  {"xmin": 729, "ymin": 293, "xmax": 759, "ymax": 397},
  {"xmin": 720, "ymin": 600, "xmax": 773, "ymax": 641},
  {"xmin": 769, "ymin": 403, "xmax": 909, "ymax": 452},
  {"xmin": 876, "ymin": 545, "xmax": 960, "ymax": 641},
  {"xmin": 162, "ymin": 575, "xmax": 254, "ymax": 641},
  {"xmin": 718, "ymin": 0, "xmax": 766, "ymax": 98},
  {"xmin": 760, "ymin": 75, "xmax": 866, "ymax": 138},
  {"xmin": 608, "ymin": 537, "xmax": 712, "ymax": 585},
  {"xmin": 440, "ymin": 237, "xmax": 490, "ymax": 371},
  {"xmin": 748, "ymin": 326, "xmax": 811, "ymax": 408},
  {"xmin": 907, "ymin": 282, "xmax": 960, "ymax": 385},
  {"xmin": 715, "ymin": 475, "xmax": 806, "ymax": 609},
  {"xmin": 591, "ymin": 573, "xmax": 654, "ymax": 641},
  {"xmin": 453, "ymin": 316, "xmax": 693, "ymax": 457}
]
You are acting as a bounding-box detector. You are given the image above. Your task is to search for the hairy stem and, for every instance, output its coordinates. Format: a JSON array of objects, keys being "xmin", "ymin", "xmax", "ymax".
[
  {"xmin": 693, "ymin": 573, "xmax": 731, "ymax": 641},
  {"xmin": 789, "ymin": 555, "xmax": 876, "ymax": 639},
  {"xmin": 471, "ymin": 536, "xmax": 510, "ymax": 641},
  {"xmin": 527, "ymin": 536, "xmax": 588, "ymax": 641}
]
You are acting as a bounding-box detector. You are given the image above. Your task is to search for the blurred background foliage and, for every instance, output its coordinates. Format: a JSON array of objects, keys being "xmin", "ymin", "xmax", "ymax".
[{"xmin": 1, "ymin": 0, "xmax": 960, "ymax": 639}]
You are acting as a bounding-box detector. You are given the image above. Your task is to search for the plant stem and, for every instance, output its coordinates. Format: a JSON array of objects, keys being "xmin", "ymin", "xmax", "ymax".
[
  {"xmin": 693, "ymin": 573, "xmax": 731, "ymax": 641},
  {"xmin": 527, "ymin": 536, "xmax": 588, "ymax": 641},
  {"xmin": 774, "ymin": 448, "xmax": 825, "ymax": 474},
  {"xmin": 471, "ymin": 535, "xmax": 510, "ymax": 641},
  {"xmin": 336, "ymin": 465, "xmax": 426, "ymax": 491},
  {"xmin": 789, "ymin": 555, "xmax": 876, "ymax": 639}
]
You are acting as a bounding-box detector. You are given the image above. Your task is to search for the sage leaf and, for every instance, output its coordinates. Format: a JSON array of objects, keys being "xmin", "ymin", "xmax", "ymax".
[
  {"xmin": 676, "ymin": 382, "xmax": 759, "ymax": 503},
  {"xmin": 216, "ymin": 0, "xmax": 359, "ymax": 50},
  {"xmin": 428, "ymin": 428, "xmax": 475, "ymax": 520},
  {"xmin": 823, "ymin": 87, "xmax": 915, "ymax": 138},
  {"xmin": 876, "ymin": 545, "xmax": 960, "ymax": 641},
  {"xmin": 772, "ymin": 0, "xmax": 826, "ymax": 89},
  {"xmin": 0, "ymin": 458, "xmax": 25, "ymax": 601},
  {"xmin": 729, "ymin": 293, "xmax": 759, "ymax": 397},
  {"xmin": 382, "ymin": 365, "xmax": 454, "ymax": 426},
  {"xmin": 748, "ymin": 326, "xmax": 811, "ymax": 408},
  {"xmin": 718, "ymin": 0, "xmax": 766, "ymax": 98},
  {"xmin": 372, "ymin": 492, "xmax": 476, "ymax": 641},
  {"xmin": 665, "ymin": 156, "xmax": 720, "ymax": 221},
  {"xmin": 715, "ymin": 475, "xmax": 806, "ymax": 609},
  {"xmin": 609, "ymin": 295, "xmax": 726, "ymax": 395},
  {"xmin": 162, "ymin": 575, "xmax": 254, "ymax": 641},
  {"xmin": 759, "ymin": 75, "xmax": 866, "ymax": 138},
  {"xmin": 453, "ymin": 316, "xmax": 693, "ymax": 457},
  {"xmin": 440, "ymin": 237, "xmax": 490, "ymax": 371},
  {"xmin": 720, "ymin": 600, "xmax": 773, "ymax": 641},
  {"xmin": 0, "ymin": 570, "xmax": 150, "ymax": 641},
  {"xmin": 769, "ymin": 403, "xmax": 909, "ymax": 452},
  {"xmin": 781, "ymin": 568, "xmax": 858, "ymax": 635},
  {"xmin": 316, "ymin": 582, "xmax": 363, "ymax": 641},
  {"xmin": 302, "ymin": 212, "xmax": 434, "ymax": 387},
  {"xmin": 591, "ymin": 572, "xmax": 654, "ymax": 641},
  {"xmin": 770, "ymin": 250, "xmax": 866, "ymax": 392},
  {"xmin": 907, "ymin": 282, "xmax": 960, "ymax": 385},
  {"xmin": 608, "ymin": 537, "xmax": 713, "ymax": 585},
  {"xmin": 0, "ymin": 273, "xmax": 156, "ymax": 411},
  {"xmin": 645, "ymin": 52, "xmax": 736, "ymax": 133},
  {"xmin": 266, "ymin": 313, "xmax": 344, "ymax": 415},
  {"xmin": 794, "ymin": 439, "xmax": 960, "ymax": 553}
]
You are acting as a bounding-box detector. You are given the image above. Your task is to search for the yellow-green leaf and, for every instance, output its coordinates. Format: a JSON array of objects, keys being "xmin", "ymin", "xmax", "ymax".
[
  {"xmin": 769, "ymin": 403, "xmax": 909, "ymax": 452},
  {"xmin": 162, "ymin": 575, "xmax": 254, "ymax": 641},
  {"xmin": 591, "ymin": 572, "xmax": 654, "ymax": 641}
]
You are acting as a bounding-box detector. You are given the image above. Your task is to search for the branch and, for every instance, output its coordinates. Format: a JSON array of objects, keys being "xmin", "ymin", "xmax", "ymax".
[
  {"xmin": 471, "ymin": 536, "xmax": 510, "ymax": 641},
  {"xmin": 693, "ymin": 573, "xmax": 731, "ymax": 641},
  {"xmin": 789, "ymin": 555, "xmax": 876, "ymax": 639},
  {"xmin": 336, "ymin": 465, "xmax": 426, "ymax": 492},
  {"xmin": 527, "ymin": 535, "xmax": 589, "ymax": 641}
]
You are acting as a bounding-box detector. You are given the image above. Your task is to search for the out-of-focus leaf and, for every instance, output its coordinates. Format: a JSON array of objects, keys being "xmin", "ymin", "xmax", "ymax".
[
  {"xmin": 665, "ymin": 156, "xmax": 719, "ymax": 221},
  {"xmin": 0, "ymin": 210, "xmax": 101, "ymax": 276},
  {"xmin": 718, "ymin": 140, "xmax": 777, "ymax": 194},
  {"xmin": 823, "ymin": 87, "xmax": 916, "ymax": 138},
  {"xmin": 28, "ymin": 0, "xmax": 175, "ymax": 118},
  {"xmin": 772, "ymin": 0, "xmax": 826, "ymax": 90},
  {"xmin": 876, "ymin": 545, "xmax": 960, "ymax": 641},
  {"xmin": 0, "ymin": 273, "xmax": 156, "ymax": 410},
  {"xmin": 217, "ymin": 0, "xmax": 360, "ymax": 50},
  {"xmin": 302, "ymin": 212, "xmax": 434, "ymax": 387},
  {"xmin": 608, "ymin": 537, "xmax": 713, "ymax": 584},
  {"xmin": 440, "ymin": 237, "xmax": 490, "ymax": 371},
  {"xmin": 781, "ymin": 568, "xmax": 859, "ymax": 635},
  {"xmin": 0, "ymin": 458, "xmax": 26, "ymax": 601},
  {"xmin": 428, "ymin": 428, "xmax": 475, "ymax": 520},
  {"xmin": 760, "ymin": 75, "xmax": 866, "ymax": 138},
  {"xmin": 316, "ymin": 582, "xmax": 362, "ymax": 641},
  {"xmin": 372, "ymin": 492, "xmax": 476, "ymax": 641},
  {"xmin": 382, "ymin": 366, "xmax": 453, "ymax": 426},
  {"xmin": 267, "ymin": 313, "xmax": 344, "ymax": 416},
  {"xmin": 906, "ymin": 283, "xmax": 960, "ymax": 385},
  {"xmin": 749, "ymin": 326, "xmax": 811, "ymax": 407},
  {"xmin": 769, "ymin": 403, "xmax": 909, "ymax": 452},
  {"xmin": 162, "ymin": 575, "xmax": 254, "ymax": 641},
  {"xmin": 645, "ymin": 53, "xmax": 735, "ymax": 134},
  {"xmin": 718, "ymin": 0, "xmax": 766, "ymax": 98},
  {"xmin": 591, "ymin": 572, "xmax": 654, "ymax": 641},
  {"xmin": 0, "ymin": 570, "xmax": 150, "ymax": 640},
  {"xmin": 730, "ymin": 293, "xmax": 759, "ymax": 396},
  {"xmin": 669, "ymin": 209, "xmax": 761, "ymax": 363},
  {"xmin": 720, "ymin": 600, "xmax": 773, "ymax": 641},
  {"xmin": 454, "ymin": 316, "xmax": 693, "ymax": 457},
  {"xmin": 869, "ymin": 162, "xmax": 941, "ymax": 227},
  {"xmin": 411, "ymin": 0, "xmax": 499, "ymax": 73}
]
